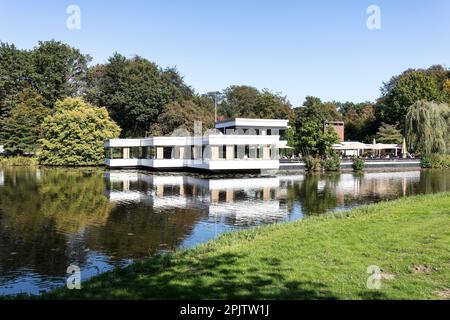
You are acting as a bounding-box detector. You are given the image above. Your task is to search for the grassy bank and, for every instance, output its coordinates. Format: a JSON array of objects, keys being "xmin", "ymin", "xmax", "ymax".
[
  {"xmin": 45, "ymin": 193, "xmax": 450, "ymax": 300},
  {"xmin": 0, "ymin": 156, "xmax": 38, "ymax": 167}
]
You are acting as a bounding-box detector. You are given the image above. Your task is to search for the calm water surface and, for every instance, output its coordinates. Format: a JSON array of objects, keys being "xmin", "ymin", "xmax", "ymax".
[{"xmin": 1, "ymin": 167, "xmax": 450, "ymax": 296}]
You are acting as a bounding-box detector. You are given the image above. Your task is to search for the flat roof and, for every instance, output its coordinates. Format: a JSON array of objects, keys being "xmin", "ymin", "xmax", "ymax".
[
  {"xmin": 215, "ymin": 118, "xmax": 289, "ymax": 129},
  {"xmin": 333, "ymin": 142, "xmax": 402, "ymax": 150},
  {"xmin": 324, "ymin": 121, "xmax": 344, "ymax": 124}
]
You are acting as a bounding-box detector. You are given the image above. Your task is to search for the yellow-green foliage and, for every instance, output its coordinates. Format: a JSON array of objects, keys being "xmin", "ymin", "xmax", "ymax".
[
  {"xmin": 405, "ymin": 101, "xmax": 450, "ymax": 154},
  {"xmin": 39, "ymin": 98, "xmax": 120, "ymax": 166},
  {"xmin": 0, "ymin": 156, "xmax": 38, "ymax": 167}
]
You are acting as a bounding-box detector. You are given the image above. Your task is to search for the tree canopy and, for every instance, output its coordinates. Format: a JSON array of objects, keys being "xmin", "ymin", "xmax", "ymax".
[
  {"xmin": 148, "ymin": 97, "xmax": 214, "ymax": 136},
  {"xmin": 0, "ymin": 87, "xmax": 49, "ymax": 155},
  {"xmin": 0, "ymin": 42, "xmax": 34, "ymax": 117},
  {"xmin": 31, "ymin": 40, "xmax": 91, "ymax": 107},
  {"xmin": 339, "ymin": 102, "xmax": 377, "ymax": 142},
  {"xmin": 291, "ymin": 96, "xmax": 340, "ymax": 156},
  {"xmin": 218, "ymin": 85, "xmax": 293, "ymax": 121},
  {"xmin": 1, "ymin": 40, "xmax": 449, "ymax": 161},
  {"xmin": 87, "ymin": 53, "xmax": 193, "ymax": 137},
  {"xmin": 0, "ymin": 40, "xmax": 90, "ymax": 117},
  {"xmin": 405, "ymin": 101, "xmax": 450, "ymax": 155},
  {"xmin": 376, "ymin": 66, "xmax": 449, "ymax": 131}
]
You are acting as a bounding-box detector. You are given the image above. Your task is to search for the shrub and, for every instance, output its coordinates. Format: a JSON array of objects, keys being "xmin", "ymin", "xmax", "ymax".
[
  {"xmin": 421, "ymin": 154, "xmax": 450, "ymax": 169},
  {"xmin": 304, "ymin": 156, "xmax": 322, "ymax": 172},
  {"xmin": 352, "ymin": 158, "xmax": 365, "ymax": 171},
  {"xmin": 0, "ymin": 156, "xmax": 38, "ymax": 167},
  {"xmin": 420, "ymin": 155, "xmax": 432, "ymax": 168},
  {"xmin": 323, "ymin": 154, "xmax": 341, "ymax": 172},
  {"xmin": 39, "ymin": 98, "xmax": 121, "ymax": 166}
]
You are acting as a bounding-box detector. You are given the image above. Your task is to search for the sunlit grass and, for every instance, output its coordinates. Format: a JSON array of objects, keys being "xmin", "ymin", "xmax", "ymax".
[{"xmin": 43, "ymin": 192, "xmax": 450, "ymax": 300}]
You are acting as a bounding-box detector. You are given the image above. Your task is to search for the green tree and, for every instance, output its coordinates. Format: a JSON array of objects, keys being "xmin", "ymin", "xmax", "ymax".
[
  {"xmin": 405, "ymin": 100, "xmax": 450, "ymax": 155},
  {"xmin": 31, "ymin": 40, "xmax": 91, "ymax": 107},
  {"xmin": 255, "ymin": 90, "xmax": 294, "ymax": 121},
  {"xmin": 377, "ymin": 66, "xmax": 448, "ymax": 130},
  {"xmin": 148, "ymin": 97, "xmax": 214, "ymax": 136},
  {"xmin": 218, "ymin": 86, "xmax": 293, "ymax": 121},
  {"xmin": 219, "ymin": 85, "xmax": 259, "ymax": 118},
  {"xmin": 161, "ymin": 67, "xmax": 194, "ymax": 101},
  {"xmin": 375, "ymin": 123, "xmax": 403, "ymax": 144},
  {"xmin": 0, "ymin": 42, "xmax": 33, "ymax": 117},
  {"xmin": 339, "ymin": 102, "xmax": 377, "ymax": 142},
  {"xmin": 0, "ymin": 88, "xmax": 49, "ymax": 155},
  {"xmin": 292, "ymin": 96, "xmax": 341, "ymax": 156},
  {"xmin": 300, "ymin": 96, "xmax": 342, "ymax": 123},
  {"xmin": 295, "ymin": 121, "xmax": 339, "ymax": 157},
  {"xmin": 83, "ymin": 64, "xmax": 106, "ymax": 106},
  {"xmin": 39, "ymin": 98, "xmax": 120, "ymax": 165},
  {"xmin": 89, "ymin": 53, "xmax": 193, "ymax": 137}
]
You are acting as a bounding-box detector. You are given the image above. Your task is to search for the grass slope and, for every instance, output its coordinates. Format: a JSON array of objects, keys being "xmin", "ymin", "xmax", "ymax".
[{"xmin": 46, "ymin": 193, "xmax": 450, "ymax": 300}]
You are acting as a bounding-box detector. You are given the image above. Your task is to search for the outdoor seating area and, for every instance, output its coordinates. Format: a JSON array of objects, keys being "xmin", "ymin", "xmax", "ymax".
[{"xmin": 332, "ymin": 139, "xmax": 412, "ymax": 160}]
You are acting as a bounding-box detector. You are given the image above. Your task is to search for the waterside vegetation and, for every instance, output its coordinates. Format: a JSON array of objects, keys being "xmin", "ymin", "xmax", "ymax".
[{"xmin": 0, "ymin": 40, "xmax": 449, "ymax": 166}]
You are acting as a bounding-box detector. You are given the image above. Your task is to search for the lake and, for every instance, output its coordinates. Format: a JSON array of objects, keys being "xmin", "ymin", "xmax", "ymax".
[{"xmin": 1, "ymin": 167, "xmax": 450, "ymax": 296}]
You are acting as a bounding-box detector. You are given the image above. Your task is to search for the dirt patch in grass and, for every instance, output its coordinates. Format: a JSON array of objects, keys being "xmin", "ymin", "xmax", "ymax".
[
  {"xmin": 410, "ymin": 265, "xmax": 438, "ymax": 274},
  {"xmin": 380, "ymin": 272, "xmax": 396, "ymax": 280},
  {"xmin": 435, "ymin": 289, "xmax": 450, "ymax": 300}
]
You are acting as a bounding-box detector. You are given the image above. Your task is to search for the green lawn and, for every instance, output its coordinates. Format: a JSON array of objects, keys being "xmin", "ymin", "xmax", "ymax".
[{"xmin": 45, "ymin": 192, "xmax": 450, "ymax": 300}]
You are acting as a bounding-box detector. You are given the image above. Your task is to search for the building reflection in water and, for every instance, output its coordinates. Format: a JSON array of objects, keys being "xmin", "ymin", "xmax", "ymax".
[{"xmin": 106, "ymin": 172, "xmax": 304, "ymax": 226}]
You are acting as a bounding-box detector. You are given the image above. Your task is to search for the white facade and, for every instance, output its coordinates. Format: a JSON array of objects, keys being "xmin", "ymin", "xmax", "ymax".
[{"xmin": 104, "ymin": 118, "xmax": 289, "ymax": 172}]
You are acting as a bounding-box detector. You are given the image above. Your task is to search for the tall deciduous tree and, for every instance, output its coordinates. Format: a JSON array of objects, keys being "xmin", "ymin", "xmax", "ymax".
[
  {"xmin": 219, "ymin": 85, "xmax": 293, "ymax": 121},
  {"xmin": 292, "ymin": 96, "xmax": 340, "ymax": 156},
  {"xmin": 219, "ymin": 85, "xmax": 259, "ymax": 118},
  {"xmin": 31, "ymin": 40, "xmax": 91, "ymax": 107},
  {"xmin": 377, "ymin": 66, "xmax": 449, "ymax": 131},
  {"xmin": 0, "ymin": 88, "xmax": 49, "ymax": 155},
  {"xmin": 255, "ymin": 90, "xmax": 294, "ymax": 121},
  {"xmin": 88, "ymin": 53, "xmax": 193, "ymax": 137},
  {"xmin": 405, "ymin": 100, "xmax": 450, "ymax": 154},
  {"xmin": 295, "ymin": 121, "xmax": 339, "ymax": 157},
  {"xmin": 39, "ymin": 98, "xmax": 120, "ymax": 165},
  {"xmin": 339, "ymin": 102, "xmax": 377, "ymax": 142},
  {"xmin": 148, "ymin": 97, "xmax": 214, "ymax": 136},
  {"xmin": 0, "ymin": 42, "xmax": 33, "ymax": 117}
]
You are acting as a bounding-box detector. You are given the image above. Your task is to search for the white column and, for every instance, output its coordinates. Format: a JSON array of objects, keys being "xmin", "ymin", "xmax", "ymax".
[
  {"xmin": 211, "ymin": 189, "xmax": 219, "ymax": 204},
  {"xmin": 226, "ymin": 145, "xmax": 234, "ymax": 160},
  {"xmin": 211, "ymin": 146, "xmax": 219, "ymax": 160},
  {"xmin": 123, "ymin": 147, "xmax": 130, "ymax": 159},
  {"xmin": 263, "ymin": 146, "xmax": 271, "ymax": 160},
  {"xmin": 156, "ymin": 147, "xmax": 163, "ymax": 160},
  {"xmin": 179, "ymin": 146, "xmax": 185, "ymax": 159}
]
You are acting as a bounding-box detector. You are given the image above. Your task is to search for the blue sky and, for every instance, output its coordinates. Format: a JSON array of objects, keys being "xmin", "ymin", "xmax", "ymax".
[{"xmin": 0, "ymin": 0, "xmax": 449, "ymax": 106}]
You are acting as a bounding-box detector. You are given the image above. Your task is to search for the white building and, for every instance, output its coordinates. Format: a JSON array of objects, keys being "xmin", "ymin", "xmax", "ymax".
[
  {"xmin": 105, "ymin": 118, "xmax": 290, "ymax": 173},
  {"xmin": 0, "ymin": 145, "xmax": 4, "ymax": 154}
]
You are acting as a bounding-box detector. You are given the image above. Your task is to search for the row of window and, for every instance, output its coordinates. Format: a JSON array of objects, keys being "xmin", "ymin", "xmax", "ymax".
[{"xmin": 106, "ymin": 145, "xmax": 276, "ymax": 160}]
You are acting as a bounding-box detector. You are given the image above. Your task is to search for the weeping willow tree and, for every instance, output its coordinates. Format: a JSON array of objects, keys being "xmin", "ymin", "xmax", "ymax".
[{"xmin": 405, "ymin": 100, "xmax": 450, "ymax": 154}]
